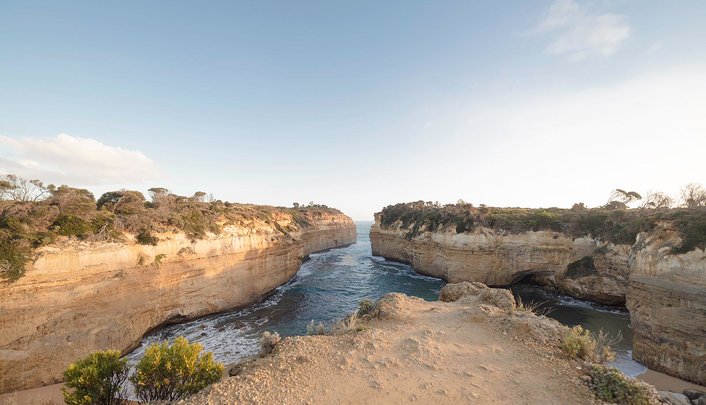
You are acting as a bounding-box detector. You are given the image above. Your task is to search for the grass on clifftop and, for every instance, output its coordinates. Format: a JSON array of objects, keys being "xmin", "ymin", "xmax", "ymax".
[
  {"xmin": 377, "ymin": 201, "xmax": 706, "ymax": 253},
  {"xmin": 0, "ymin": 174, "xmax": 344, "ymax": 281}
]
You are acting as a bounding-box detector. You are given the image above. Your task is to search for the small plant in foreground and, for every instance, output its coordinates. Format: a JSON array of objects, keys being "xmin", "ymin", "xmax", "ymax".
[
  {"xmin": 306, "ymin": 320, "xmax": 328, "ymax": 335},
  {"xmin": 561, "ymin": 325, "xmax": 596, "ymax": 360},
  {"xmin": 130, "ymin": 336, "xmax": 223, "ymax": 402},
  {"xmin": 62, "ymin": 350, "xmax": 128, "ymax": 405},
  {"xmin": 514, "ymin": 297, "xmax": 554, "ymax": 316},
  {"xmin": 333, "ymin": 311, "xmax": 364, "ymax": 334},
  {"xmin": 591, "ymin": 329, "xmax": 622, "ymax": 363},
  {"xmin": 357, "ymin": 298, "xmax": 376, "ymax": 316},
  {"xmin": 589, "ymin": 365, "xmax": 655, "ymax": 405},
  {"xmin": 260, "ymin": 331, "xmax": 281, "ymax": 356}
]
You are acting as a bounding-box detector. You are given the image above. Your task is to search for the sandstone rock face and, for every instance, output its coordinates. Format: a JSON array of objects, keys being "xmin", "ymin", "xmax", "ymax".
[
  {"xmin": 627, "ymin": 225, "xmax": 706, "ymax": 386},
  {"xmin": 0, "ymin": 213, "xmax": 355, "ymax": 393},
  {"xmin": 371, "ymin": 215, "xmax": 706, "ymax": 385},
  {"xmin": 370, "ymin": 217, "xmax": 629, "ymax": 305}
]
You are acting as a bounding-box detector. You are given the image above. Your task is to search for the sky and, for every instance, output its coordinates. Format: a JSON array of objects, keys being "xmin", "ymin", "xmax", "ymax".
[{"xmin": 1, "ymin": 1, "xmax": 705, "ymax": 220}]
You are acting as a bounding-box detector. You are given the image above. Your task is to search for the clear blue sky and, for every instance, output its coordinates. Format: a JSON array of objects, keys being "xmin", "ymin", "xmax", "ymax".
[{"xmin": 2, "ymin": 1, "xmax": 705, "ymax": 220}]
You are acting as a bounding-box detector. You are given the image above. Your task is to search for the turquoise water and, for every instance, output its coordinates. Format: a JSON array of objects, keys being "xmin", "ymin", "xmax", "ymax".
[
  {"xmin": 126, "ymin": 221, "xmax": 444, "ymax": 364},
  {"xmin": 127, "ymin": 221, "xmax": 642, "ymax": 377}
]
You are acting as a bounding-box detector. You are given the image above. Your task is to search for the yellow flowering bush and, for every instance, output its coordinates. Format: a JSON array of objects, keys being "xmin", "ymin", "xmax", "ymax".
[
  {"xmin": 62, "ymin": 350, "xmax": 128, "ymax": 405},
  {"xmin": 129, "ymin": 336, "xmax": 223, "ymax": 402}
]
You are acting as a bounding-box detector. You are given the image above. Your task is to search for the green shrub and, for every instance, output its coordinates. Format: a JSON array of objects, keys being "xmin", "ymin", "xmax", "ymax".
[
  {"xmin": 589, "ymin": 365, "xmax": 655, "ymax": 404},
  {"xmin": 0, "ymin": 237, "xmax": 30, "ymax": 281},
  {"xmin": 180, "ymin": 209, "xmax": 209, "ymax": 239},
  {"xmin": 153, "ymin": 253, "xmax": 166, "ymax": 268},
  {"xmin": 62, "ymin": 350, "xmax": 128, "ymax": 405},
  {"xmin": 671, "ymin": 208, "xmax": 706, "ymax": 253},
  {"xmin": 53, "ymin": 214, "xmax": 92, "ymax": 239},
  {"xmin": 135, "ymin": 229, "xmax": 158, "ymax": 245},
  {"xmin": 561, "ymin": 325, "xmax": 595, "ymax": 360},
  {"xmin": 130, "ymin": 336, "xmax": 223, "ymax": 402},
  {"xmin": 357, "ymin": 298, "xmax": 376, "ymax": 316}
]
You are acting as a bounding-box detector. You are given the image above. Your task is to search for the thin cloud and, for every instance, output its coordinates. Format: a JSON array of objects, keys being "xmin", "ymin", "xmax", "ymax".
[
  {"xmin": 0, "ymin": 133, "xmax": 160, "ymax": 186},
  {"xmin": 532, "ymin": 0, "xmax": 631, "ymax": 61}
]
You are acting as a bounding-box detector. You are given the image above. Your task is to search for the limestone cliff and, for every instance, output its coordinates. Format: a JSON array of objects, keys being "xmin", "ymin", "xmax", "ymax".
[
  {"xmin": 371, "ymin": 210, "xmax": 706, "ymax": 385},
  {"xmin": 626, "ymin": 223, "xmax": 706, "ymax": 385},
  {"xmin": 0, "ymin": 211, "xmax": 356, "ymax": 393},
  {"xmin": 370, "ymin": 217, "xmax": 629, "ymax": 305}
]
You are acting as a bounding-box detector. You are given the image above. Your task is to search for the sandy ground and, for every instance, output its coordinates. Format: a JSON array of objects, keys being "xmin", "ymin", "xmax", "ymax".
[{"xmin": 182, "ymin": 293, "xmax": 598, "ymax": 404}]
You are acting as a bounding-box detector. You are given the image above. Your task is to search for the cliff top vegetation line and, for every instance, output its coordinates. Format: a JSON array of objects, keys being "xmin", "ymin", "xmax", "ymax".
[
  {"xmin": 0, "ymin": 174, "xmax": 344, "ymax": 282},
  {"xmin": 376, "ymin": 185, "xmax": 706, "ymax": 253}
]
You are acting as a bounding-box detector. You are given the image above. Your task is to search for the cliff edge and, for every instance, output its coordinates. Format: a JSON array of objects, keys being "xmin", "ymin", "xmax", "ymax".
[
  {"xmin": 0, "ymin": 209, "xmax": 356, "ymax": 393},
  {"xmin": 182, "ymin": 284, "xmax": 660, "ymax": 404},
  {"xmin": 370, "ymin": 202, "xmax": 706, "ymax": 385}
]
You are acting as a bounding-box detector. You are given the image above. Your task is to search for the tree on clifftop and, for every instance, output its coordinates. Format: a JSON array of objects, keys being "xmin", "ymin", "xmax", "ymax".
[
  {"xmin": 97, "ymin": 190, "xmax": 146, "ymax": 214},
  {"xmin": 606, "ymin": 189, "xmax": 641, "ymax": 208},
  {"xmin": 680, "ymin": 183, "xmax": 706, "ymax": 208},
  {"xmin": 641, "ymin": 192, "xmax": 674, "ymax": 209},
  {"xmin": 0, "ymin": 174, "xmax": 50, "ymax": 201}
]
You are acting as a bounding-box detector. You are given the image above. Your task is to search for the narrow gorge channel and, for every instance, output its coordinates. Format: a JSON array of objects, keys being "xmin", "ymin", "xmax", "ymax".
[
  {"xmin": 126, "ymin": 222, "xmax": 444, "ymax": 366},
  {"xmin": 127, "ymin": 222, "xmax": 667, "ymax": 386}
]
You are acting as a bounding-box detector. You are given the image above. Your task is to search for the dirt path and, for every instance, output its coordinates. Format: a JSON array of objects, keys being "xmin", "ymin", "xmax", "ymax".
[{"xmin": 183, "ymin": 294, "xmax": 596, "ymax": 404}]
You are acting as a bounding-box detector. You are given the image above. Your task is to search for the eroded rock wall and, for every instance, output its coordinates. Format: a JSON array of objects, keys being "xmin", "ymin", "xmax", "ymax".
[
  {"xmin": 371, "ymin": 215, "xmax": 706, "ymax": 385},
  {"xmin": 0, "ymin": 213, "xmax": 355, "ymax": 393},
  {"xmin": 369, "ymin": 218, "xmax": 629, "ymax": 304},
  {"xmin": 626, "ymin": 225, "xmax": 706, "ymax": 385}
]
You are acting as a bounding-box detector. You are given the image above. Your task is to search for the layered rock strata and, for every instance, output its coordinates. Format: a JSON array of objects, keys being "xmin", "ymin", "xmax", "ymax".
[
  {"xmin": 627, "ymin": 225, "xmax": 706, "ymax": 385},
  {"xmin": 370, "ymin": 217, "xmax": 629, "ymax": 305},
  {"xmin": 370, "ymin": 215, "xmax": 706, "ymax": 385},
  {"xmin": 0, "ymin": 212, "xmax": 356, "ymax": 393}
]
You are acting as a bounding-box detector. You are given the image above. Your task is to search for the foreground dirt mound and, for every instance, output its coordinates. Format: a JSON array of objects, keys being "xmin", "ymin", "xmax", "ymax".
[{"xmin": 182, "ymin": 288, "xmax": 601, "ymax": 404}]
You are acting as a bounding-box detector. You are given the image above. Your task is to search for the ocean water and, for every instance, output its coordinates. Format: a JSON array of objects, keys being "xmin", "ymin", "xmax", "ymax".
[
  {"xmin": 127, "ymin": 221, "xmax": 643, "ymax": 377},
  {"xmin": 511, "ymin": 284, "xmax": 646, "ymax": 376},
  {"xmin": 126, "ymin": 221, "xmax": 445, "ymax": 365}
]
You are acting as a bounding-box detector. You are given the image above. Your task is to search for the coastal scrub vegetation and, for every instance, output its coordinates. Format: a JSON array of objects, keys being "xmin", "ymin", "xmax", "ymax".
[
  {"xmin": 561, "ymin": 325, "xmax": 596, "ymax": 360},
  {"xmin": 130, "ymin": 336, "xmax": 224, "ymax": 402},
  {"xmin": 377, "ymin": 184, "xmax": 706, "ymax": 253},
  {"xmin": 0, "ymin": 174, "xmax": 342, "ymax": 281},
  {"xmin": 62, "ymin": 350, "xmax": 128, "ymax": 405},
  {"xmin": 589, "ymin": 365, "xmax": 657, "ymax": 405},
  {"xmin": 514, "ymin": 297, "xmax": 554, "ymax": 317},
  {"xmin": 62, "ymin": 337, "xmax": 223, "ymax": 404},
  {"xmin": 561, "ymin": 326, "xmax": 620, "ymax": 363},
  {"xmin": 357, "ymin": 298, "xmax": 376, "ymax": 316}
]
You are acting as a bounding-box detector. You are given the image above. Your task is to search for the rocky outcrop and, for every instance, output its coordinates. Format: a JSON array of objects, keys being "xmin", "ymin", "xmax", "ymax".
[
  {"xmin": 0, "ymin": 212, "xmax": 356, "ymax": 393},
  {"xmin": 370, "ymin": 217, "xmax": 629, "ymax": 305},
  {"xmin": 627, "ymin": 224, "xmax": 706, "ymax": 386},
  {"xmin": 371, "ymin": 213, "xmax": 706, "ymax": 385}
]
